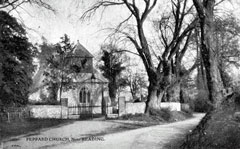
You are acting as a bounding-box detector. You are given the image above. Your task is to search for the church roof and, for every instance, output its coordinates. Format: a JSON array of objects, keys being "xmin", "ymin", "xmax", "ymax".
[
  {"xmin": 73, "ymin": 69, "xmax": 109, "ymax": 83},
  {"xmin": 73, "ymin": 41, "xmax": 93, "ymax": 58},
  {"xmin": 93, "ymin": 69, "xmax": 109, "ymax": 83}
]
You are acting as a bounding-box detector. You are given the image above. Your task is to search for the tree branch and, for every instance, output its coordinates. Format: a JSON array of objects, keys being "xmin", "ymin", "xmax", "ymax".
[
  {"xmin": 80, "ymin": 1, "xmax": 124, "ymax": 20},
  {"xmin": 141, "ymin": 0, "xmax": 157, "ymax": 22}
]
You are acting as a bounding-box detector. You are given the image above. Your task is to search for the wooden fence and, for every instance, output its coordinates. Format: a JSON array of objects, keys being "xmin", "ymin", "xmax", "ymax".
[{"xmin": 0, "ymin": 108, "xmax": 30, "ymax": 122}]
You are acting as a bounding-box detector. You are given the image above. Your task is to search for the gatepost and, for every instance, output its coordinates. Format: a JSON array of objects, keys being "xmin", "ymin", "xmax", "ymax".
[{"xmin": 118, "ymin": 97, "xmax": 126, "ymax": 116}]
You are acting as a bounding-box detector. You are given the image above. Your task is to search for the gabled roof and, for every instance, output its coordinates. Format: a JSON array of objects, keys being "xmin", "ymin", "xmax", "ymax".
[
  {"xmin": 93, "ymin": 68, "xmax": 109, "ymax": 83},
  {"xmin": 73, "ymin": 41, "xmax": 93, "ymax": 58}
]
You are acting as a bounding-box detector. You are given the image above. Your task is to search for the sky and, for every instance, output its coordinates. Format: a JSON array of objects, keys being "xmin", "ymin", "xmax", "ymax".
[
  {"xmin": 9, "ymin": 0, "xmax": 171, "ymax": 73},
  {"xmin": 9, "ymin": 0, "xmax": 240, "ymax": 48},
  {"xmin": 10, "ymin": 1, "xmax": 143, "ymax": 51},
  {"xmin": 8, "ymin": 0, "xmax": 240, "ymax": 76},
  {"xmin": 11, "ymin": 1, "xmax": 111, "ymax": 53}
]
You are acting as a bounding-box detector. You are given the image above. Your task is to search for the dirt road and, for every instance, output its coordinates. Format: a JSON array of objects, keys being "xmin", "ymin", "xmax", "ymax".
[
  {"xmin": 50, "ymin": 113, "xmax": 205, "ymax": 149},
  {"xmin": 2, "ymin": 121, "xmax": 124, "ymax": 149}
]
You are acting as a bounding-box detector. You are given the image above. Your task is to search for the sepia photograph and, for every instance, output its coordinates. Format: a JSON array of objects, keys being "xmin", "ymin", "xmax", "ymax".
[{"xmin": 1, "ymin": 0, "xmax": 240, "ymax": 148}]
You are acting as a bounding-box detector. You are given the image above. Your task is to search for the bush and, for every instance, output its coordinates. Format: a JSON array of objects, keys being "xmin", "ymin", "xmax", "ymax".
[
  {"xmin": 181, "ymin": 101, "xmax": 240, "ymax": 149},
  {"xmin": 214, "ymin": 125, "xmax": 240, "ymax": 149},
  {"xmin": 233, "ymin": 112, "xmax": 240, "ymax": 122},
  {"xmin": 193, "ymin": 89, "xmax": 214, "ymax": 112},
  {"xmin": 194, "ymin": 98, "xmax": 213, "ymax": 112},
  {"xmin": 149, "ymin": 108, "xmax": 171, "ymax": 121},
  {"xmin": 188, "ymin": 99, "xmax": 195, "ymax": 111},
  {"xmin": 181, "ymin": 106, "xmax": 193, "ymax": 115},
  {"xmin": 28, "ymin": 101, "xmax": 60, "ymax": 105},
  {"xmin": 234, "ymin": 93, "xmax": 240, "ymax": 106}
]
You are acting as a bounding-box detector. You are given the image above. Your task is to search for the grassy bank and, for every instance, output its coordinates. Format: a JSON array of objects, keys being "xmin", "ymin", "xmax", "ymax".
[
  {"xmin": 178, "ymin": 94, "xmax": 240, "ymax": 149},
  {"xmin": 0, "ymin": 119, "xmax": 74, "ymax": 141},
  {"xmin": 0, "ymin": 108, "xmax": 193, "ymax": 142},
  {"xmin": 110, "ymin": 108, "xmax": 193, "ymax": 124}
]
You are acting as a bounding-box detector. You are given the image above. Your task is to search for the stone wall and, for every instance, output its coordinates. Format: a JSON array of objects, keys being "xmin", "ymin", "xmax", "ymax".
[
  {"xmin": 28, "ymin": 105, "xmax": 68, "ymax": 119},
  {"xmin": 160, "ymin": 102, "xmax": 181, "ymax": 111},
  {"xmin": 28, "ymin": 105, "xmax": 113, "ymax": 119},
  {"xmin": 91, "ymin": 107, "xmax": 113, "ymax": 114},
  {"xmin": 124, "ymin": 102, "xmax": 146, "ymax": 115}
]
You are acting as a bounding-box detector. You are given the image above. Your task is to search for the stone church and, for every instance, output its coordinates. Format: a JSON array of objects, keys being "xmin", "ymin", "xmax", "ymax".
[{"xmin": 29, "ymin": 42, "xmax": 110, "ymax": 115}]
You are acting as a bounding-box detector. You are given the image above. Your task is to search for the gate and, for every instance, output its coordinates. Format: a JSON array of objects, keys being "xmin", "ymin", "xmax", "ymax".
[{"xmin": 68, "ymin": 105, "xmax": 104, "ymax": 119}]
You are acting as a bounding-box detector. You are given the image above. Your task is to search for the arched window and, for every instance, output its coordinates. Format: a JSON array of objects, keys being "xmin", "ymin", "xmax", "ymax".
[{"xmin": 79, "ymin": 87, "xmax": 91, "ymax": 104}]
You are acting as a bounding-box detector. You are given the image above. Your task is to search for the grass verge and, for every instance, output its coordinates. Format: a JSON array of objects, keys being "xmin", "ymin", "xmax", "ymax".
[
  {"xmin": 108, "ymin": 108, "xmax": 193, "ymax": 124},
  {"xmin": 180, "ymin": 94, "xmax": 240, "ymax": 149},
  {"xmin": 0, "ymin": 118, "xmax": 74, "ymax": 141}
]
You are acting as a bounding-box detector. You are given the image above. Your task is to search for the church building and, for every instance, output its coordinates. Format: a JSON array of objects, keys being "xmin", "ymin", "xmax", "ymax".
[{"xmin": 29, "ymin": 41, "xmax": 110, "ymax": 116}]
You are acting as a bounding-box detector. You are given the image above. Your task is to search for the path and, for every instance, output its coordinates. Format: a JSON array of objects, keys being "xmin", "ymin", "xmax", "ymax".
[
  {"xmin": 1, "ymin": 120, "xmax": 124, "ymax": 149},
  {"xmin": 2, "ymin": 113, "xmax": 204, "ymax": 149},
  {"xmin": 51, "ymin": 113, "xmax": 205, "ymax": 149}
]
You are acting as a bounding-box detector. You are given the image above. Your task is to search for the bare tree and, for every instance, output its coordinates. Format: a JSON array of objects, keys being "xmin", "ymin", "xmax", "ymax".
[
  {"xmin": 154, "ymin": 0, "xmax": 199, "ymax": 102},
  {"xmin": 82, "ymin": 0, "xmax": 198, "ymax": 113},
  {"xmin": 0, "ymin": 0, "xmax": 54, "ymax": 13},
  {"xmin": 193, "ymin": 0, "xmax": 224, "ymax": 108}
]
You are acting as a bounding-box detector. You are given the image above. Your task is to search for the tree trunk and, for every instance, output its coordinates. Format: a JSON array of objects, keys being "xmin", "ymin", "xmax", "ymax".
[
  {"xmin": 162, "ymin": 59, "xmax": 181, "ymax": 102},
  {"xmin": 145, "ymin": 67, "xmax": 162, "ymax": 113},
  {"xmin": 193, "ymin": 0, "xmax": 224, "ymax": 108},
  {"xmin": 145, "ymin": 82, "xmax": 161, "ymax": 113},
  {"xmin": 209, "ymin": 55, "xmax": 223, "ymax": 107},
  {"xmin": 167, "ymin": 83, "xmax": 181, "ymax": 102},
  {"xmin": 130, "ymin": 85, "xmax": 138, "ymax": 100},
  {"xmin": 108, "ymin": 83, "xmax": 117, "ymax": 106}
]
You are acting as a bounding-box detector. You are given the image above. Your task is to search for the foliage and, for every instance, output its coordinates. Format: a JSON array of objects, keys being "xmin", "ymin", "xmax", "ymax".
[
  {"xmin": 181, "ymin": 105, "xmax": 193, "ymax": 115},
  {"xmin": 0, "ymin": 118, "xmax": 73, "ymax": 140},
  {"xmin": 42, "ymin": 34, "xmax": 76, "ymax": 102},
  {"xmin": 220, "ymin": 68, "xmax": 233, "ymax": 88},
  {"xmin": 98, "ymin": 43, "xmax": 127, "ymax": 104},
  {"xmin": 214, "ymin": 15, "xmax": 240, "ymax": 67},
  {"xmin": 148, "ymin": 108, "xmax": 171, "ymax": 121},
  {"xmin": 234, "ymin": 93, "xmax": 240, "ymax": 107},
  {"xmin": 194, "ymin": 90, "xmax": 213, "ymax": 112},
  {"xmin": 214, "ymin": 15, "xmax": 240, "ymax": 87},
  {"xmin": 0, "ymin": 11, "xmax": 35, "ymax": 110},
  {"xmin": 194, "ymin": 98, "xmax": 213, "ymax": 112},
  {"xmin": 117, "ymin": 109, "xmax": 191, "ymax": 123},
  {"xmin": 181, "ymin": 99, "xmax": 240, "ymax": 149}
]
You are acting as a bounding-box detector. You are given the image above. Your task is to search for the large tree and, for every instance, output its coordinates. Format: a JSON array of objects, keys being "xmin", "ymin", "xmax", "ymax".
[
  {"xmin": 35, "ymin": 41, "xmax": 58, "ymax": 103},
  {"xmin": 98, "ymin": 43, "xmax": 126, "ymax": 105},
  {"xmin": 193, "ymin": 0, "xmax": 225, "ymax": 108},
  {"xmin": 0, "ymin": 11, "xmax": 35, "ymax": 110},
  {"xmin": 214, "ymin": 15, "xmax": 240, "ymax": 87},
  {"xmin": 43, "ymin": 34, "xmax": 76, "ymax": 102},
  {"xmin": 82, "ymin": 0, "xmax": 198, "ymax": 112}
]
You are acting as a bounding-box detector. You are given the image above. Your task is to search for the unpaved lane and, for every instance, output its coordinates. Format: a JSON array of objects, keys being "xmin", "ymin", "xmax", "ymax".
[
  {"xmin": 51, "ymin": 113, "xmax": 205, "ymax": 149},
  {"xmin": 2, "ymin": 121, "xmax": 124, "ymax": 149}
]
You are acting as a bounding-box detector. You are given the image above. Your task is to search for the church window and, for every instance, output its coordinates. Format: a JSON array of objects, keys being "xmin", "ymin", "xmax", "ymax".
[{"xmin": 79, "ymin": 87, "xmax": 91, "ymax": 104}]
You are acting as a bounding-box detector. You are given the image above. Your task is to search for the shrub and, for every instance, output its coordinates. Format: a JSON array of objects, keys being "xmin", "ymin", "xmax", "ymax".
[
  {"xmin": 181, "ymin": 100, "xmax": 240, "ymax": 149},
  {"xmin": 194, "ymin": 98, "xmax": 213, "ymax": 112},
  {"xmin": 233, "ymin": 112, "xmax": 240, "ymax": 122},
  {"xmin": 149, "ymin": 108, "xmax": 171, "ymax": 121},
  {"xmin": 234, "ymin": 93, "xmax": 240, "ymax": 106},
  {"xmin": 215, "ymin": 125, "xmax": 240, "ymax": 149},
  {"xmin": 28, "ymin": 101, "xmax": 60, "ymax": 105},
  {"xmin": 181, "ymin": 106, "xmax": 193, "ymax": 115},
  {"xmin": 188, "ymin": 99, "xmax": 195, "ymax": 111},
  {"xmin": 193, "ymin": 90, "xmax": 213, "ymax": 112}
]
